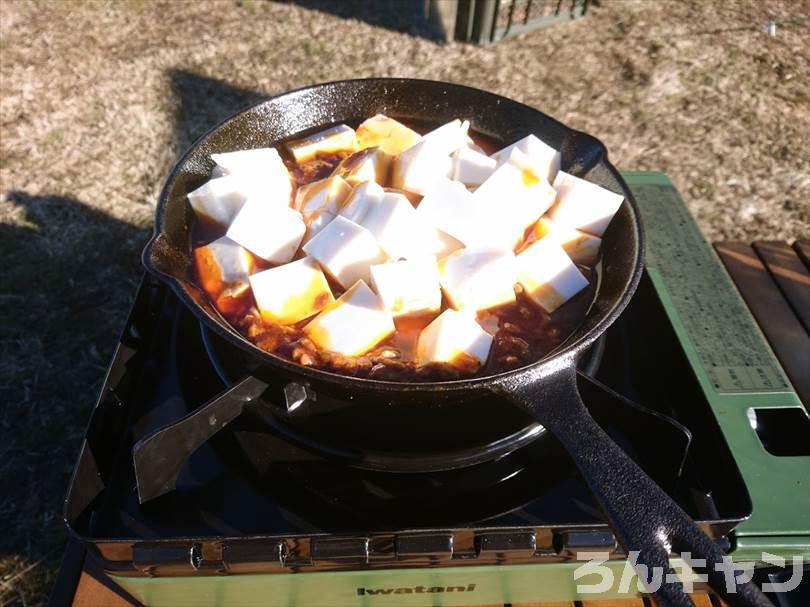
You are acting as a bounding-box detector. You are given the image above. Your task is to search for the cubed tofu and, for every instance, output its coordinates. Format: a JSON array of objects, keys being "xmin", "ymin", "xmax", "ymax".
[
  {"xmin": 423, "ymin": 119, "xmax": 471, "ymax": 156},
  {"xmin": 369, "ymin": 257, "xmax": 441, "ymax": 317},
  {"xmin": 490, "ymin": 134, "xmax": 561, "ymax": 183},
  {"xmin": 356, "ymin": 114, "xmax": 422, "ymax": 156},
  {"xmin": 531, "ymin": 217, "xmax": 601, "ymax": 266},
  {"xmin": 249, "ymin": 257, "xmax": 334, "ymax": 325},
  {"xmin": 294, "ymin": 175, "xmax": 352, "ymax": 217},
  {"xmin": 304, "ymin": 280, "xmax": 395, "ymax": 356},
  {"xmin": 193, "ymin": 236, "xmax": 256, "ymax": 316},
  {"xmin": 334, "ymin": 147, "xmax": 393, "ymax": 186},
  {"xmin": 391, "ymin": 139, "xmax": 453, "ymax": 195},
  {"xmin": 547, "ymin": 171, "xmax": 624, "ymax": 237},
  {"xmin": 416, "ymin": 309, "xmax": 493, "ymax": 372},
  {"xmin": 516, "ymin": 236, "xmax": 589, "ymax": 313},
  {"xmin": 302, "ymin": 210, "xmax": 335, "ymax": 245},
  {"xmin": 415, "ymin": 178, "xmax": 478, "ymax": 245},
  {"xmin": 471, "ymin": 152, "xmax": 557, "ymax": 249},
  {"xmin": 302, "ymin": 215, "xmax": 388, "ymax": 289},
  {"xmin": 452, "ymin": 146, "xmax": 496, "ymax": 187},
  {"xmin": 226, "ymin": 199, "xmax": 306, "ymax": 264},
  {"xmin": 187, "ymin": 174, "xmax": 259, "ymax": 228},
  {"xmin": 357, "ymin": 192, "xmax": 440, "ymax": 260},
  {"xmin": 338, "ymin": 180, "xmax": 384, "ymax": 224},
  {"xmin": 210, "ymin": 147, "xmax": 293, "ymax": 208},
  {"xmin": 438, "ymin": 248, "xmax": 518, "ymax": 313},
  {"xmin": 286, "ymin": 124, "xmax": 358, "ymax": 163}
]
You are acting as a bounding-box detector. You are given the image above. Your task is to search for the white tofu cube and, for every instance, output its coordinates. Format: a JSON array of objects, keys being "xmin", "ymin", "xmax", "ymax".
[
  {"xmin": 369, "ymin": 257, "xmax": 441, "ymax": 318},
  {"xmin": 211, "ymin": 147, "xmax": 284, "ymax": 177},
  {"xmin": 416, "ymin": 309, "xmax": 493, "ymax": 372},
  {"xmin": 193, "ymin": 236, "xmax": 256, "ymax": 316},
  {"xmin": 516, "ymin": 236, "xmax": 589, "ymax": 313},
  {"xmin": 249, "ymin": 257, "xmax": 334, "ymax": 325},
  {"xmin": 357, "ymin": 192, "xmax": 437, "ymax": 260},
  {"xmin": 438, "ymin": 248, "xmax": 518, "ymax": 313},
  {"xmin": 531, "ymin": 217, "xmax": 601, "ymax": 266},
  {"xmin": 286, "ymin": 124, "xmax": 358, "ymax": 163},
  {"xmin": 334, "ymin": 147, "xmax": 393, "ymax": 186},
  {"xmin": 415, "ymin": 178, "xmax": 478, "ymax": 245},
  {"xmin": 423, "ymin": 119, "xmax": 471, "ymax": 156},
  {"xmin": 490, "ymin": 134, "xmax": 561, "ymax": 183},
  {"xmin": 304, "ymin": 280, "xmax": 395, "ymax": 356},
  {"xmin": 302, "ymin": 215, "xmax": 388, "ymax": 289},
  {"xmin": 294, "ymin": 175, "xmax": 352, "ymax": 217},
  {"xmin": 210, "ymin": 147, "xmax": 293, "ymax": 208},
  {"xmin": 451, "ymin": 147, "xmax": 496, "ymax": 187},
  {"xmin": 547, "ymin": 171, "xmax": 625, "ymax": 237},
  {"xmin": 226, "ymin": 199, "xmax": 306, "ymax": 265},
  {"xmin": 391, "ymin": 139, "xmax": 453, "ymax": 195},
  {"xmin": 424, "ymin": 226, "xmax": 464, "ymax": 259},
  {"xmin": 471, "ymin": 152, "xmax": 557, "ymax": 249},
  {"xmin": 302, "ymin": 210, "xmax": 335, "ymax": 245},
  {"xmin": 338, "ymin": 181, "xmax": 384, "ymax": 224},
  {"xmin": 187, "ymin": 174, "xmax": 258, "ymax": 228},
  {"xmin": 356, "ymin": 114, "xmax": 422, "ymax": 155}
]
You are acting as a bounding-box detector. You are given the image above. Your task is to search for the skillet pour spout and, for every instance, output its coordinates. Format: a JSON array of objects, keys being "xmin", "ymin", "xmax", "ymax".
[{"xmin": 141, "ymin": 78, "xmax": 773, "ymax": 607}]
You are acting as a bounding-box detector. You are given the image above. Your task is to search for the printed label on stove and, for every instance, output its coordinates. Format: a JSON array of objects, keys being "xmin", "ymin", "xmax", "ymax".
[
  {"xmin": 357, "ymin": 584, "xmax": 476, "ymax": 595},
  {"xmin": 627, "ymin": 177, "xmax": 791, "ymax": 394}
]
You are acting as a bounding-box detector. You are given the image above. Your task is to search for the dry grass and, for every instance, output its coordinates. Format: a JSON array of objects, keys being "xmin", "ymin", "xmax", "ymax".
[{"xmin": 1, "ymin": 0, "xmax": 809, "ymax": 604}]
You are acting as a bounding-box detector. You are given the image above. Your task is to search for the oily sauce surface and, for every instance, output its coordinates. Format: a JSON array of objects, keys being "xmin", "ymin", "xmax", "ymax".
[{"xmin": 193, "ymin": 130, "xmax": 597, "ymax": 382}]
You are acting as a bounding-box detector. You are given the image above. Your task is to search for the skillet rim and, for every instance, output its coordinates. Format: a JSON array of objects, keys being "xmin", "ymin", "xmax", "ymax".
[{"xmin": 143, "ymin": 77, "xmax": 645, "ymax": 393}]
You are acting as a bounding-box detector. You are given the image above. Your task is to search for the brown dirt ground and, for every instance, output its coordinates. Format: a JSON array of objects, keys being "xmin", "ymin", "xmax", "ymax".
[{"xmin": 1, "ymin": 0, "xmax": 808, "ymax": 604}]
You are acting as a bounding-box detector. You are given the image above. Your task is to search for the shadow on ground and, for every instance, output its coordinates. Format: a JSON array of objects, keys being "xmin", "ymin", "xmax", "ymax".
[
  {"xmin": 0, "ymin": 70, "xmax": 277, "ymax": 605},
  {"xmin": 171, "ymin": 69, "xmax": 268, "ymax": 153},
  {"xmin": 0, "ymin": 192, "xmax": 150, "ymax": 605},
  {"xmin": 277, "ymin": 0, "xmax": 449, "ymax": 41}
]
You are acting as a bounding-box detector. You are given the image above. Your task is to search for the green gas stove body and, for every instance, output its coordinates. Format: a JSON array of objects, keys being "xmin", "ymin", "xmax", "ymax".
[{"xmin": 66, "ymin": 173, "xmax": 809, "ymax": 607}]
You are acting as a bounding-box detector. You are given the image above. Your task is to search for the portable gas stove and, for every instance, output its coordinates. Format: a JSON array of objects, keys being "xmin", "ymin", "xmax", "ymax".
[{"xmin": 63, "ymin": 173, "xmax": 810, "ymax": 607}]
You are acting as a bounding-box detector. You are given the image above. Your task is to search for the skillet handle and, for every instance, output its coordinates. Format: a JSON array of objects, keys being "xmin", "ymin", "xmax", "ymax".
[{"xmin": 496, "ymin": 363, "xmax": 772, "ymax": 607}]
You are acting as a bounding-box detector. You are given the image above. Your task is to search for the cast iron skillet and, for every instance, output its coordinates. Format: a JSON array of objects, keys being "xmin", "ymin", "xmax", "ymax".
[{"xmin": 141, "ymin": 79, "xmax": 770, "ymax": 607}]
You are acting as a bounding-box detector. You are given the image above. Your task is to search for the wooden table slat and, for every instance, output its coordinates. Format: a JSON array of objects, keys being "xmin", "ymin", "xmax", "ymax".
[
  {"xmin": 793, "ymin": 240, "xmax": 810, "ymax": 270},
  {"xmin": 714, "ymin": 242, "xmax": 810, "ymax": 408},
  {"xmin": 753, "ymin": 241, "xmax": 810, "ymax": 334}
]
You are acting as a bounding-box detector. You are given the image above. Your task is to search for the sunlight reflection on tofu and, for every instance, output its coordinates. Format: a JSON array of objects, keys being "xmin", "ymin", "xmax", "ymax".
[
  {"xmin": 334, "ymin": 147, "xmax": 393, "ymax": 186},
  {"xmin": 295, "ymin": 175, "xmax": 352, "ymax": 217},
  {"xmin": 416, "ymin": 178, "xmax": 477, "ymax": 246},
  {"xmin": 516, "ymin": 236, "xmax": 589, "ymax": 313},
  {"xmin": 471, "ymin": 152, "xmax": 557, "ymax": 249},
  {"xmin": 249, "ymin": 257, "xmax": 334, "ymax": 325},
  {"xmin": 358, "ymin": 192, "xmax": 443, "ymax": 260},
  {"xmin": 286, "ymin": 124, "xmax": 358, "ymax": 163},
  {"xmin": 338, "ymin": 181, "xmax": 384, "ymax": 224},
  {"xmin": 193, "ymin": 236, "xmax": 257, "ymax": 316},
  {"xmin": 548, "ymin": 171, "xmax": 624, "ymax": 237},
  {"xmin": 356, "ymin": 114, "xmax": 422, "ymax": 155},
  {"xmin": 490, "ymin": 134, "xmax": 561, "ymax": 183},
  {"xmin": 302, "ymin": 215, "xmax": 388, "ymax": 289},
  {"xmin": 416, "ymin": 309, "xmax": 493, "ymax": 372},
  {"xmin": 369, "ymin": 257, "xmax": 441, "ymax": 317},
  {"xmin": 423, "ymin": 119, "xmax": 470, "ymax": 153},
  {"xmin": 452, "ymin": 146, "xmax": 496, "ymax": 187},
  {"xmin": 531, "ymin": 217, "xmax": 602, "ymax": 266},
  {"xmin": 391, "ymin": 139, "xmax": 454, "ymax": 195},
  {"xmin": 304, "ymin": 280, "xmax": 395, "ymax": 356},
  {"xmin": 226, "ymin": 200, "xmax": 305, "ymax": 264},
  {"xmin": 438, "ymin": 248, "xmax": 518, "ymax": 313},
  {"xmin": 187, "ymin": 174, "xmax": 259, "ymax": 228}
]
